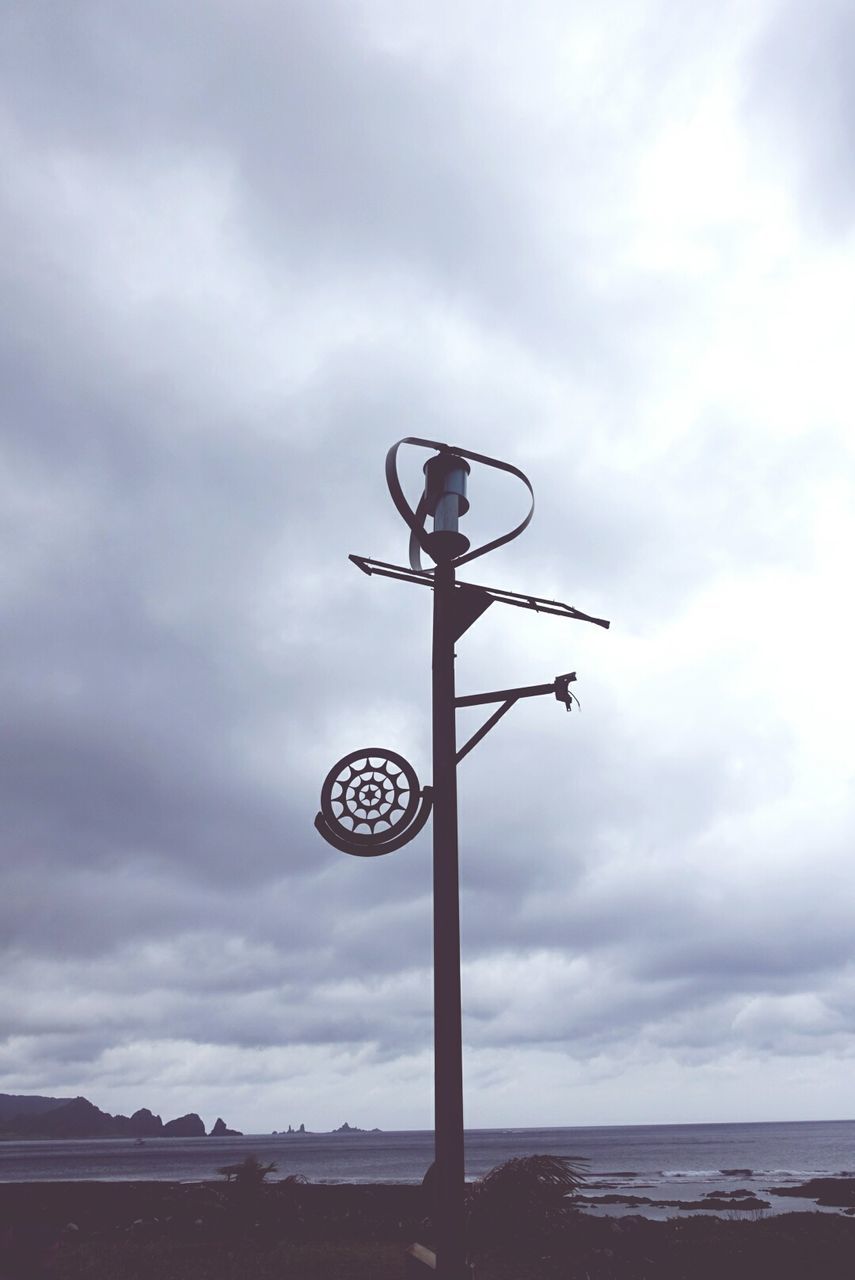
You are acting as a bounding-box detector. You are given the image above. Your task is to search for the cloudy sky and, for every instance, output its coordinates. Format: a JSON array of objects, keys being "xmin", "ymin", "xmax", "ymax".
[{"xmin": 2, "ymin": 0, "xmax": 854, "ymax": 1135}]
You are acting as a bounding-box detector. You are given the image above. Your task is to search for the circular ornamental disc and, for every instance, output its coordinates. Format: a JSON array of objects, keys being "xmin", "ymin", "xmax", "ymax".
[{"xmin": 320, "ymin": 748, "xmax": 421, "ymax": 850}]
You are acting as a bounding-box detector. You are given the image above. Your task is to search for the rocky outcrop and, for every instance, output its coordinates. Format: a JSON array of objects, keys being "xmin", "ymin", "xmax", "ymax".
[
  {"xmin": 1, "ymin": 1095, "xmax": 234, "ymax": 1140},
  {"xmin": 767, "ymin": 1178, "xmax": 855, "ymax": 1208},
  {"xmin": 209, "ymin": 1117, "xmax": 242, "ymax": 1137},
  {"xmin": 127, "ymin": 1108, "xmax": 164, "ymax": 1137},
  {"xmin": 161, "ymin": 1113, "xmax": 206, "ymax": 1138},
  {"xmin": 3, "ymin": 1097, "xmax": 117, "ymax": 1139}
]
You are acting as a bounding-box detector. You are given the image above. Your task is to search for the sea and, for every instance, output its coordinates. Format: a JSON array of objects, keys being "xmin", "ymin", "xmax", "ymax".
[{"xmin": 1, "ymin": 1121, "xmax": 853, "ymax": 1219}]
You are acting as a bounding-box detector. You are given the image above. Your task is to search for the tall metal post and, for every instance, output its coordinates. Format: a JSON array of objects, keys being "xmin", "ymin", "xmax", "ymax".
[
  {"xmin": 431, "ymin": 558, "xmax": 467, "ymax": 1279},
  {"xmin": 314, "ymin": 437, "xmax": 609, "ymax": 1280}
]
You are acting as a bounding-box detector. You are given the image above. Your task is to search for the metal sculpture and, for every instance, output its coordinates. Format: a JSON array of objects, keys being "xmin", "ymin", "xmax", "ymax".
[
  {"xmin": 315, "ymin": 436, "xmax": 609, "ymax": 1280},
  {"xmin": 314, "ymin": 748, "xmax": 432, "ymax": 856}
]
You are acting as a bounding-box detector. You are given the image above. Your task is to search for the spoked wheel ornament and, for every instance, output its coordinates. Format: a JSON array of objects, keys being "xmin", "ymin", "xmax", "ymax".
[{"xmin": 314, "ymin": 747, "xmax": 433, "ymax": 856}]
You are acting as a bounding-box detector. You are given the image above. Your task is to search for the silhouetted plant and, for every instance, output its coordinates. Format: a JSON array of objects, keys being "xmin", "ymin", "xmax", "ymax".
[
  {"xmin": 217, "ymin": 1154, "xmax": 278, "ymax": 1186},
  {"xmin": 467, "ymin": 1153, "xmax": 588, "ymax": 1248}
]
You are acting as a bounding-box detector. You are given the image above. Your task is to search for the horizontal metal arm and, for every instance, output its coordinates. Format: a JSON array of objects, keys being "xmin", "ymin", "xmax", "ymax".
[
  {"xmin": 349, "ymin": 555, "xmax": 610, "ymax": 629},
  {"xmin": 456, "ymin": 676, "xmax": 572, "ymax": 708},
  {"xmin": 350, "ymin": 554, "xmax": 434, "ymax": 585}
]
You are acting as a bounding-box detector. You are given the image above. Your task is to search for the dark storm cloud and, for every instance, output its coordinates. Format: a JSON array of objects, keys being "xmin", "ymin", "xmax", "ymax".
[
  {"xmin": 0, "ymin": 254, "xmax": 431, "ymax": 927},
  {"xmin": 0, "ymin": 416, "xmax": 309, "ymax": 894},
  {"xmin": 0, "ymin": 0, "xmax": 637, "ymax": 374}
]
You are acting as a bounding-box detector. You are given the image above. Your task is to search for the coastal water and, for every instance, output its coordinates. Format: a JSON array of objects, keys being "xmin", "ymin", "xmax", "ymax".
[{"xmin": 1, "ymin": 1120, "xmax": 853, "ymax": 1217}]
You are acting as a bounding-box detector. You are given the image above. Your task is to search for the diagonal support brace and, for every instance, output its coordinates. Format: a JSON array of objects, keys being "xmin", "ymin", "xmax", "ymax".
[{"xmin": 456, "ymin": 698, "xmax": 518, "ymax": 764}]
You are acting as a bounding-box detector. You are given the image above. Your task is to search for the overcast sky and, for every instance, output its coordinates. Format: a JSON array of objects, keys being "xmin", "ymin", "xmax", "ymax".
[{"xmin": 2, "ymin": 0, "xmax": 854, "ymax": 1135}]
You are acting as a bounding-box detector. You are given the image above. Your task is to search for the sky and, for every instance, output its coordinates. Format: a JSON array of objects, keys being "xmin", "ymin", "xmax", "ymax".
[{"xmin": 2, "ymin": 0, "xmax": 854, "ymax": 1136}]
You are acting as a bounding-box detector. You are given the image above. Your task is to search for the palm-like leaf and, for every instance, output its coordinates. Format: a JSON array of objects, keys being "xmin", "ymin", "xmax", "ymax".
[{"xmin": 468, "ymin": 1153, "xmax": 588, "ymax": 1246}]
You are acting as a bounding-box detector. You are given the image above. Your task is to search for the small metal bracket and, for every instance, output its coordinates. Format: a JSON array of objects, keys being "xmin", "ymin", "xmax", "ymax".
[
  {"xmin": 449, "ymin": 584, "xmax": 493, "ymax": 642},
  {"xmin": 554, "ymin": 671, "xmax": 580, "ymax": 712}
]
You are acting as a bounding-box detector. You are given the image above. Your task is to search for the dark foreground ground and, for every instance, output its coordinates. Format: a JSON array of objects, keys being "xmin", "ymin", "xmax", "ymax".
[{"xmin": 2, "ymin": 1179, "xmax": 855, "ymax": 1279}]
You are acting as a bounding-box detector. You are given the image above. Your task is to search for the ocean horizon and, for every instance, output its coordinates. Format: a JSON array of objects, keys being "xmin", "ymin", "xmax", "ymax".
[{"xmin": 2, "ymin": 1118, "xmax": 853, "ymax": 1219}]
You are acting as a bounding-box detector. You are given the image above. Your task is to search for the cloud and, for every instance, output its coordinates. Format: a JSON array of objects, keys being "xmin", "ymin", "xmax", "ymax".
[
  {"xmin": 1, "ymin": 0, "xmax": 854, "ymax": 1132},
  {"xmin": 747, "ymin": 0, "xmax": 855, "ymax": 234}
]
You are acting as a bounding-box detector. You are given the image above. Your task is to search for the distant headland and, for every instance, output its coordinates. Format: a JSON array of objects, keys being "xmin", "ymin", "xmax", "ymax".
[
  {"xmin": 0, "ymin": 1094, "xmax": 381, "ymax": 1140},
  {"xmin": 0, "ymin": 1093, "xmax": 242, "ymax": 1140}
]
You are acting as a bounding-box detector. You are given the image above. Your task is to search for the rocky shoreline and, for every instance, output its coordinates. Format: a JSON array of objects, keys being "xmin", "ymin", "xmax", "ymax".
[
  {"xmin": 576, "ymin": 1188, "xmax": 773, "ymax": 1213},
  {"xmin": 2, "ymin": 1178, "xmax": 855, "ymax": 1278},
  {"xmin": 574, "ymin": 1174, "xmax": 855, "ymax": 1216}
]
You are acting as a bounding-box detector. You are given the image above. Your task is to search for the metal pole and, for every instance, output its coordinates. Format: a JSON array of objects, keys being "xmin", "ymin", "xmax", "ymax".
[
  {"xmin": 431, "ymin": 557, "xmax": 468, "ymax": 1280},
  {"xmin": 317, "ymin": 441, "xmax": 608, "ymax": 1279}
]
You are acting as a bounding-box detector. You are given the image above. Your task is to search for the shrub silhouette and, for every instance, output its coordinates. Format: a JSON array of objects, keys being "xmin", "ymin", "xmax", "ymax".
[
  {"xmin": 217, "ymin": 1154, "xmax": 278, "ymax": 1186},
  {"xmin": 467, "ymin": 1153, "xmax": 588, "ymax": 1248}
]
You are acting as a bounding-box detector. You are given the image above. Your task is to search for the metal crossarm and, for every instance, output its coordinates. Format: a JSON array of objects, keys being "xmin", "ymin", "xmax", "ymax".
[
  {"xmin": 350, "ymin": 554, "xmax": 434, "ymax": 585},
  {"xmin": 456, "ymin": 680, "xmax": 558, "ymax": 707},
  {"xmin": 349, "ymin": 555, "xmax": 610, "ymax": 629}
]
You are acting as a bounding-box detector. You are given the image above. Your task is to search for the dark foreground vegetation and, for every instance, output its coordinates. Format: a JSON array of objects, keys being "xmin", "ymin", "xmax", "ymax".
[{"xmin": 2, "ymin": 1175, "xmax": 855, "ymax": 1279}]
